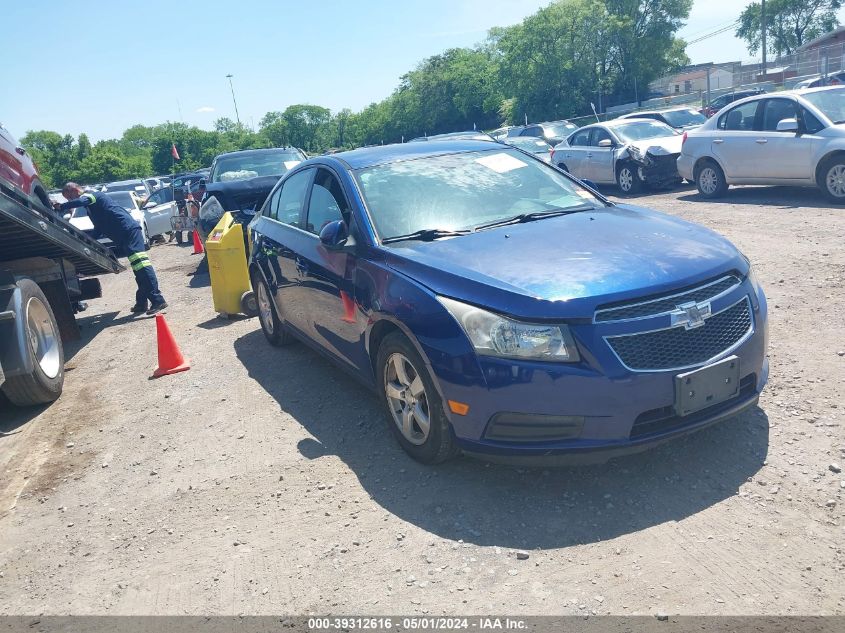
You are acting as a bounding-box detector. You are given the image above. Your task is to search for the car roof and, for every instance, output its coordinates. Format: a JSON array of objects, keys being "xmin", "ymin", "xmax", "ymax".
[
  {"xmin": 212, "ymin": 147, "xmax": 301, "ymax": 160},
  {"xmin": 620, "ymin": 106, "xmax": 695, "ymax": 117},
  {"xmin": 107, "ymin": 179, "xmax": 143, "ymax": 185},
  {"xmin": 327, "ymin": 140, "xmax": 507, "ymax": 169}
]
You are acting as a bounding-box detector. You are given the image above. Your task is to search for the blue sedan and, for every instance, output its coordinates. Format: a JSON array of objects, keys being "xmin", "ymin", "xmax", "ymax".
[{"xmin": 248, "ymin": 141, "xmax": 768, "ymax": 464}]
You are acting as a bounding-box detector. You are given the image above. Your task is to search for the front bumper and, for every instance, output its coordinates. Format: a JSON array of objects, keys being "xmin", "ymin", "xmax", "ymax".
[
  {"xmin": 638, "ymin": 153, "xmax": 681, "ymax": 188},
  {"xmin": 433, "ymin": 281, "xmax": 769, "ymax": 458}
]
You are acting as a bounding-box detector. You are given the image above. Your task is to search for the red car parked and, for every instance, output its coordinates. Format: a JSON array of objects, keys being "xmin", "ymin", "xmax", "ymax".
[{"xmin": 0, "ymin": 123, "xmax": 51, "ymax": 208}]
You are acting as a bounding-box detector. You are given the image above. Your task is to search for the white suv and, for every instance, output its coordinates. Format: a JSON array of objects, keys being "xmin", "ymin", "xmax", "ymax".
[{"xmin": 677, "ymin": 86, "xmax": 845, "ymax": 203}]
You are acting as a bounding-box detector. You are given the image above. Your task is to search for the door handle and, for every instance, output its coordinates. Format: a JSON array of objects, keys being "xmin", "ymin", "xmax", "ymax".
[
  {"xmin": 713, "ymin": 139, "xmax": 724, "ymax": 144},
  {"xmin": 755, "ymin": 139, "xmax": 768, "ymax": 144}
]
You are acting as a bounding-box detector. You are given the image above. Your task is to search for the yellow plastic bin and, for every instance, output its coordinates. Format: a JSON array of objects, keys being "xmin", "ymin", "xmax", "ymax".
[{"xmin": 205, "ymin": 212, "xmax": 257, "ymax": 318}]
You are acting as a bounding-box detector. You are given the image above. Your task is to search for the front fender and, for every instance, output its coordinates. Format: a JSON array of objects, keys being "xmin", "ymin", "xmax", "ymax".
[{"xmin": 0, "ymin": 279, "xmax": 35, "ymax": 379}]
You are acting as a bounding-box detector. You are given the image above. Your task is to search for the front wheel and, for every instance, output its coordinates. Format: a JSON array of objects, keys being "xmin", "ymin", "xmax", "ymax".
[
  {"xmin": 616, "ymin": 162, "xmax": 642, "ymax": 195},
  {"xmin": 819, "ymin": 158, "xmax": 845, "ymax": 204},
  {"xmin": 1, "ymin": 279, "xmax": 65, "ymax": 406},
  {"xmin": 695, "ymin": 160, "xmax": 728, "ymax": 198},
  {"xmin": 376, "ymin": 332, "xmax": 459, "ymax": 464}
]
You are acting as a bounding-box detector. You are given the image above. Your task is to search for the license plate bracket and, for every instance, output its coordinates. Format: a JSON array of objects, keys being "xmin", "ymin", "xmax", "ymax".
[{"xmin": 675, "ymin": 355, "xmax": 740, "ymax": 417}]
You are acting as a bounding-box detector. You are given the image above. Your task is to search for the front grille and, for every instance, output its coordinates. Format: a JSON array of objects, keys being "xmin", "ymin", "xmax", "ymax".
[
  {"xmin": 595, "ymin": 275, "xmax": 740, "ymax": 322},
  {"xmin": 630, "ymin": 373, "xmax": 757, "ymax": 439},
  {"xmin": 606, "ymin": 297, "xmax": 752, "ymax": 371}
]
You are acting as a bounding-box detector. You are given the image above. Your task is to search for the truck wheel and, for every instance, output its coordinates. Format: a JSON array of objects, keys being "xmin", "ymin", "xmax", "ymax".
[{"xmin": 2, "ymin": 279, "xmax": 65, "ymax": 406}]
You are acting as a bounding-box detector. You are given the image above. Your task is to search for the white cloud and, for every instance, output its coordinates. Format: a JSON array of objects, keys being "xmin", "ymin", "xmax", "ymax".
[{"xmin": 196, "ymin": 106, "xmax": 215, "ymax": 113}]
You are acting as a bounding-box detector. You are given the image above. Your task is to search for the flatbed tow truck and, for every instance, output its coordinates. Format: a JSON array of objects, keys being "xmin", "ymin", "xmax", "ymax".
[{"xmin": 0, "ymin": 181, "xmax": 124, "ymax": 406}]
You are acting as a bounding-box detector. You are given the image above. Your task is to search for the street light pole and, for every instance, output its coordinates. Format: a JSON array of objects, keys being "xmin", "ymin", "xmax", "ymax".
[{"xmin": 225, "ymin": 74, "xmax": 241, "ymax": 127}]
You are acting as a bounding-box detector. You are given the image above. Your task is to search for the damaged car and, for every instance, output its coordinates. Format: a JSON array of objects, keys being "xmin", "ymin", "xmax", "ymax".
[
  {"xmin": 551, "ymin": 119, "xmax": 683, "ymax": 194},
  {"xmin": 198, "ymin": 147, "xmax": 306, "ymax": 239}
]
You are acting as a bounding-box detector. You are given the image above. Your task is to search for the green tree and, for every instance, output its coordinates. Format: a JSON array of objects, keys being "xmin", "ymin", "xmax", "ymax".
[
  {"xmin": 76, "ymin": 147, "xmax": 128, "ymax": 183},
  {"xmin": 737, "ymin": 0, "xmax": 841, "ymax": 56}
]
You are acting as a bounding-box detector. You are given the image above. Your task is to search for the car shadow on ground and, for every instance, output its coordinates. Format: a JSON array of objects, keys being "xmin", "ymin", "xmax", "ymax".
[
  {"xmin": 234, "ymin": 329, "xmax": 769, "ymax": 550},
  {"xmin": 0, "ymin": 310, "xmax": 121, "ymax": 436},
  {"xmin": 677, "ymin": 185, "xmax": 833, "ymax": 209}
]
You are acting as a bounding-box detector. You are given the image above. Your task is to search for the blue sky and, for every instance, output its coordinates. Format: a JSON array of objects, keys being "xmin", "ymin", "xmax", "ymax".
[{"xmin": 1, "ymin": 0, "xmax": 828, "ymax": 141}]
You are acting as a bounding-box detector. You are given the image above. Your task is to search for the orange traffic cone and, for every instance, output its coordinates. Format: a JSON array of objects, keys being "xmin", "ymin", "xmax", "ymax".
[
  {"xmin": 340, "ymin": 290, "xmax": 356, "ymax": 323},
  {"xmin": 192, "ymin": 229, "xmax": 204, "ymax": 255},
  {"xmin": 152, "ymin": 313, "xmax": 191, "ymax": 378}
]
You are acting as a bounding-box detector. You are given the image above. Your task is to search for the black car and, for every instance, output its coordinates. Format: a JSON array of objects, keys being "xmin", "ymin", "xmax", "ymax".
[
  {"xmin": 702, "ymin": 89, "xmax": 766, "ymax": 117},
  {"xmin": 506, "ymin": 120, "xmax": 578, "ymax": 145},
  {"xmin": 198, "ymin": 147, "xmax": 306, "ymax": 239}
]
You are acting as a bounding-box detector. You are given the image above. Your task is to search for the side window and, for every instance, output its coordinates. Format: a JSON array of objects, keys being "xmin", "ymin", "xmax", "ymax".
[
  {"xmin": 271, "ymin": 169, "xmax": 312, "ymax": 226},
  {"xmin": 521, "ymin": 126, "xmax": 541, "ymax": 137},
  {"xmin": 570, "ymin": 129, "xmax": 591, "ymax": 146},
  {"xmin": 263, "ymin": 186, "xmax": 282, "ymax": 218},
  {"xmin": 718, "ymin": 101, "xmax": 759, "ymax": 131},
  {"xmin": 304, "ymin": 168, "xmax": 349, "ymax": 236},
  {"xmin": 147, "ymin": 190, "xmax": 162, "ymax": 205},
  {"xmin": 800, "ymin": 107, "xmax": 824, "ymax": 134},
  {"xmin": 591, "ymin": 128, "xmax": 613, "ymax": 147},
  {"xmin": 761, "ymin": 99, "xmax": 797, "ymax": 131}
]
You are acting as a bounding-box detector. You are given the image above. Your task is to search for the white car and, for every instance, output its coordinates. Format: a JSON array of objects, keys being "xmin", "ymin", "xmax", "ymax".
[
  {"xmin": 616, "ymin": 107, "xmax": 707, "ymax": 131},
  {"xmin": 66, "ymin": 190, "xmax": 150, "ymax": 251},
  {"xmin": 551, "ymin": 119, "xmax": 683, "ymax": 193},
  {"xmin": 138, "ymin": 186, "xmax": 178, "ymax": 239},
  {"xmin": 677, "ymin": 86, "xmax": 845, "ymax": 202}
]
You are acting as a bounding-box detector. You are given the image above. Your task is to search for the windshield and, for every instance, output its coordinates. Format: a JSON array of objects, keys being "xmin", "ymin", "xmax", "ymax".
[
  {"xmin": 802, "ymin": 88, "xmax": 845, "ymax": 123},
  {"xmin": 545, "ymin": 122, "xmax": 577, "ymax": 138},
  {"xmin": 356, "ymin": 149, "xmax": 601, "ymax": 241},
  {"xmin": 661, "ymin": 109, "xmax": 706, "ymax": 127},
  {"xmin": 614, "ymin": 120, "xmax": 678, "ymax": 142},
  {"xmin": 107, "ymin": 191, "xmax": 136, "ymax": 209},
  {"xmin": 211, "ymin": 151, "xmax": 302, "ymax": 182},
  {"xmin": 506, "ymin": 138, "xmax": 550, "ymax": 153}
]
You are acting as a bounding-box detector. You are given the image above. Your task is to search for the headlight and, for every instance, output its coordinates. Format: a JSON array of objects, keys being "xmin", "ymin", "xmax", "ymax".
[
  {"xmin": 199, "ymin": 196, "xmax": 225, "ymax": 222},
  {"xmin": 438, "ymin": 296, "xmax": 580, "ymax": 362}
]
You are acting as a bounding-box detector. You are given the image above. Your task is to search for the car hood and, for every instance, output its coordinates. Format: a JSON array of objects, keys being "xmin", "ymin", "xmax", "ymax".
[
  {"xmin": 626, "ymin": 134, "xmax": 683, "ymax": 156},
  {"xmin": 205, "ymin": 175, "xmax": 282, "ymax": 211},
  {"xmin": 384, "ymin": 205, "xmax": 747, "ymax": 319}
]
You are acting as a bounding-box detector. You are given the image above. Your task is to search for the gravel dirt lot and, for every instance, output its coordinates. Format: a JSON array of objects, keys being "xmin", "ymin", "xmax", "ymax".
[{"xmin": 0, "ymin": 184, "xmax": 843, "ymax": 616}]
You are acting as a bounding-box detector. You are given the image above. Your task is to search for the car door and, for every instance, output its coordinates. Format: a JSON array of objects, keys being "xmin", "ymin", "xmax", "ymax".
[
  {"xmin": 253, "ymin": 168, "xmax": 314, "ymax": 335},
  {"xmin": 710, "ymin": 100, "xmax": 761, "ymax": 179},
  {"xmin": 586, "ymin": 127, "xmax": 617, "ymax": 183},
  {"xmin": 752, "ymin": 97, "xmax": 820, "ymax": 181},
  {"xmin": 556, "ymin": 128, "xmax": 593, "ymax": 179},
  {"xmin": 292, "ymin": 167, "xmax": 369, "ymax": 371}
]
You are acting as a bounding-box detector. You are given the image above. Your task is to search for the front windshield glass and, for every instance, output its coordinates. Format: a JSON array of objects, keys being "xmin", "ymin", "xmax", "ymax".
[
  {"xmin": 661, "ymin": 109, "xmax": 706, "ymax": 127},
  {"xmin": 211, "ymin": 151, "xmax": 302, "ymax": 182},
  {"xmin": 108, "ymin": 191, "xmax": 136, "ymax": 209},
  {"xmin": 545, "ymin": 122, "xmax": 577, "ymax": 138},
  {"xmin": 356, "ymin": 149, "xmax": 601, "ymax": 241},
  {"xmin": 802, "ymin": 88, "xmax": 845, "ymax": 123},
  {"xmin": 614, "ymin": 120, "xmax": 679, "ymax": 141}
]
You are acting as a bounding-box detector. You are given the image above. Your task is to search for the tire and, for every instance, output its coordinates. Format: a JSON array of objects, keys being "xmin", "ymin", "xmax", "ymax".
[
  {"xmin": 376, "ymin": 332, "xmax": 459, "ymax": 464},
  {"xmin": 240, "ymin": 290, "xmax": 258, "ymax": 318},
  {"xmin": 695, "ymin": 159, "xmax": 728, "ymax": 199},
  {"xmin": 616, "ymin": 162, "xmax": 642, "ymax": 195},
  {"xmin": 818, "ymin": 156, "xmax": 845, "ymax": 204},
  {"xmin": 1, "ymin": 279, "xmax": 65, "ymax": 406},
  {"xmin": 33, "ymin": 184, "xmax": 51, "ymax": 211},
  {"xmin": 253, "ymin": 272, "xmax": 293, "ymax": 346}
]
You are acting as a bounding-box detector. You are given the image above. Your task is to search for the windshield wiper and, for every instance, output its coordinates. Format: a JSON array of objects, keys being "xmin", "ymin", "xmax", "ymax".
[
  {"xmin": 381, "ymin": 228, "xmax": 472, "ymax": 244},
  {"xmin": 473, "ymin": 205, "xmax": 596, "ymax": 232}
]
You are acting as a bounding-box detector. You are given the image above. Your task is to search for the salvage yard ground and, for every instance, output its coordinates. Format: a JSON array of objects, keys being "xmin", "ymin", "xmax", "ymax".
[{"xmin": 0, "ymin": 184, "xmax": 843, "ymax": 615}]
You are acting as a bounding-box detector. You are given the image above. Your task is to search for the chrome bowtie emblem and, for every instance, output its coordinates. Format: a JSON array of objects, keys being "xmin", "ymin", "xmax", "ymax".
[{"xmin": 670, "ymin": 300, "xmax": 712, "ymax": 330}]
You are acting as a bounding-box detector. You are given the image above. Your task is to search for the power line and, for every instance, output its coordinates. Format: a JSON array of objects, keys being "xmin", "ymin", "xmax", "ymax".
[{"xmin": 686, "ymin": 21, "xmax": 740, "ymax": 46}]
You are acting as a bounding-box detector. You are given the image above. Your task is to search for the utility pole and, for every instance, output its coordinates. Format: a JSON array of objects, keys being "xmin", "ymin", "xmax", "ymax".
[
  {"xmin": 225, "ymin": 74, "xmax": 241, "ymax": 127},
  {"xmin": 761, "ymin": 0, "xmax": 767, "ymax": 74}
]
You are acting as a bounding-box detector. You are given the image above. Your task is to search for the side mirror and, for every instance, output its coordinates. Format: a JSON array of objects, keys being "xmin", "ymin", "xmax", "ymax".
[
  {"xmin": 319, "ymin": 220, "xmax": 351, "ymax": 251},
  {"xmin": 597, "ymin": 139, "xmax": 613, "ymax": 148},
  {"xmin": 63, "ymin": 213, "xmax": 71, "ymax": 220},
  {"xmin": 776, "ymin": 118, "xmax": 799, "ymax": 132},
  {"xmin": 144, "ymin": 201, "xmax": 158, "ymax": 209}
]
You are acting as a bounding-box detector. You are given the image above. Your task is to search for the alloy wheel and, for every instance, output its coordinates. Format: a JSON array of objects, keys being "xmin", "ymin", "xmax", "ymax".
[
  {"xmin": 826, "ymin": 164, "xmax": 845, "ymax": 198},
  {"xmin": 384, "ymin": 352, "xmax": 431, "ymax": 446},
  {"xmin": 257, "ymin": 282, "xmax": 274, "ymax": 335},
  {"xmin": 26, "ymin": 297, "xmax": 60, "ymax": 379},
  {"xmin": 619, "ymin": 167, "xmax": 634, "ymax": 192},
  {"xmin": 699, "ymin": 167, "xmax": 719, "ymax": 195}
]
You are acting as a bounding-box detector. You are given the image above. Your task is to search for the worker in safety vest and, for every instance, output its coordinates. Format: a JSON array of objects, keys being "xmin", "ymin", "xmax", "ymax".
[{"xmin": 55, "ymin": 183, "xmax": 168, "ymax": 315}]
